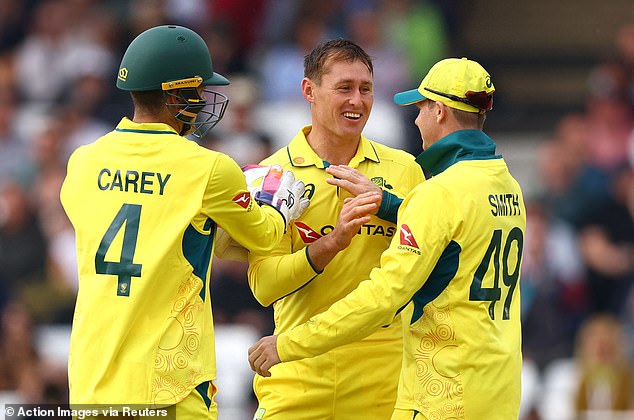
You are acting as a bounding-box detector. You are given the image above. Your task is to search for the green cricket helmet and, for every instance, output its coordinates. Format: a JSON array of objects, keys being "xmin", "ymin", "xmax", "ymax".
[{"xmin": 116, "ymin": 25, "xmax": 230, "ymax": 137}]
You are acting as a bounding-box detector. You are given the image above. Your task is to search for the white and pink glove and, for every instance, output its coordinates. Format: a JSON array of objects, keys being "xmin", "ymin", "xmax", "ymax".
[{"xmin": 242, "ymin": 164, "xmax": 310, "ymax": 228}]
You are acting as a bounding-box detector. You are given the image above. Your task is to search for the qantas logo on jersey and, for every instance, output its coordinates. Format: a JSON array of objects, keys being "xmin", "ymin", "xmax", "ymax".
[
  {"xmin": 295, "ymin": 222, "xmax": 395, "ymax": 243},
  {"xmin": 232, "ymin": 192, "xmax": 252, "ymax": 209},
  {"xmin": 398, "ymin": 224, "xmax": 421, "ymax": 255},
  {"xmin": 295, "ymin": 222, "xmax": 322, "ymax": 243},
  {"xmin": 400, "ymin": 224, "xmax": 418, "ymax": 247}
]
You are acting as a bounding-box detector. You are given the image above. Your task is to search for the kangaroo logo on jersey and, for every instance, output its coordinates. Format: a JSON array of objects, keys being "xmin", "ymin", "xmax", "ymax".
[
  {"xmin": 232, "ymin": 192, "xmax": 251, "ymax": 209},
  {"xmin": 399, "ymin": 224, "xmax": 421, "ymax": 255},
  {"xmin": 295, "ymin": 221, "xmax": 322, "ymax": 243},
  {"xmin": 370, "ymin": 176, "xmax": 393, "ymax": 189},
  {"xmin": 400, "ymin": 224, "xmax": 419, "ymax": 248}
]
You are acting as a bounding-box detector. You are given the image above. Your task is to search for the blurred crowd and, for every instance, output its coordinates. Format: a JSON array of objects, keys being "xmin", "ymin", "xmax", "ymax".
[{"xmin": 0, "ymin": 0, "xmax": 632, "ymax": 418}]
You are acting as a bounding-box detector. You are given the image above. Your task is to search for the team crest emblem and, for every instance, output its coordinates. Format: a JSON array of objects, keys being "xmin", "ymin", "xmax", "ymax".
[
  {"xmin": 118, "ymin": 67, "xmax": 128, "ymax": 81},
  {"xmin": 118, "ymin": 281, "xmax": 130, "ymax": 296},
  {"xmin": 232, "ymin": 192, "xmax": 251, "ymax": 209},
  {"xmin": 295, "ymin": 222, "xmax": 322, "ymax": 243},
  {"xmin": 370, "ymin": 176, "xmax": 393, "ymax": 189},
  {"xmin": 399, "ymin": 224, "xmax": 419, "ymax": 248}
]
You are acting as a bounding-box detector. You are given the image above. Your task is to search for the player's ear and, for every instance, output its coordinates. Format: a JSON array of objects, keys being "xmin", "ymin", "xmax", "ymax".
[
  {"xmin": 301, "ymin": 78, "xmax": 315, "ymax": 103},
  {"xmin": 435, "ymin": 101, "xmax": 447, "ymax": 123}
]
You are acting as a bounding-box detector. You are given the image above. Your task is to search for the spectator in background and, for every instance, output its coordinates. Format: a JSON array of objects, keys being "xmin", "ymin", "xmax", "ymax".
[
  {"xmin": 535, "ymin": 114, "xmax": 612, "ymax": 228},
  {"xmin": 0, "ymin": 1, "xmax": 32, "ymax": 52},
  {"xmin": 14, "ymin": 0, "xmax": 75, "ymax": 107},
  {"xmin": 256, "ymin": 9, "xmax": 329, "ymax": 102},
  {"xmin": 345, "ymin": 6, "xmax": 411, "ymax": 151},
  {"xmin": 377, "ymin": 0, "xmax": 450, "ymax": 154},
  {"xmin": 209, "ymin": 0, "xmax": 267, "ymax": 66},
  {"xmin": 578, "ymin": 164, "xmax": 634, "ymax": 316},
  {"xmin": 345, "ymin": 7, "xmax": 410, "ymax": 104},
  {"xmin": 0, "ymin": 181, "xmax": 47, "ymax": 310},
  {"xmin": 615, "ymin": 21, "xmax": 634, "ymax": 106},
  {"xmin": 0, "ymin": 300, "xmax": 68, "ymax": 404},
  {"xmin": 583, "ymin": 61, "xmax": 634, "ymax": 172},
  {"xmin": 0, "ymin": 301, "xmax": 43, "ymax": 402},
  {"xmin": 210, "ymin": 258, "xmax": 275, "ymax": 336},
  {"xmin": 521, "ymin": 199, "xmax": 587, "ymax": 370},
  {"xmin": 573, "ymin": 314, "xmax": 634, "ymax": 414},
  {"xmin": 0, "ymin": 91, "xmax": 31, "ymax": 186},
  {"xmin": 379, "ymin": 0, "xmax": 449, "ymax": 81},
  {"xmin": 202, "ymin": 75, "xmax": 273, "ymax": 167}
]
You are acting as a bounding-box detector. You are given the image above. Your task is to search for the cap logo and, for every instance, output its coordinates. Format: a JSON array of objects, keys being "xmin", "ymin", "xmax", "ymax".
[
  {"xmin": 485, "ymin": 76, "xmax": 492, "ymax": 88},
  {"xmin": 118, "ymin": 68, "xmax": 128, "ymax": 82}
]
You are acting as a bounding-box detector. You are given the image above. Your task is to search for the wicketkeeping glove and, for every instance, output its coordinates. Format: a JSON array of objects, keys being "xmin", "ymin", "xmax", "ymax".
[{"xmin": 242, "ymin": 164, "xmax": 310, "ymax": 228}]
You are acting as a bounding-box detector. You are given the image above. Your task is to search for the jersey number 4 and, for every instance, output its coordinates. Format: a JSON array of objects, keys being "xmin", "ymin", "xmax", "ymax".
[
  {"xmin": 95, "ymin": 203, "xmax": 143, "ymax": 296},
  {"xmin": 469, "ymin": 227, "xmax": 523, "ymax": 320}
]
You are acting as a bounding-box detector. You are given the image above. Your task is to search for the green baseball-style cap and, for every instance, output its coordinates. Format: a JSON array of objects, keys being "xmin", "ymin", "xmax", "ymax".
[{"xmin": 394, "ymin": 57, "xmax": 494, "ymax": 113}]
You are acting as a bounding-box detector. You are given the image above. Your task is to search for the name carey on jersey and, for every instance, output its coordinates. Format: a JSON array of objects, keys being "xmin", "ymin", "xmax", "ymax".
[{"xmin": 97, "ymin": 168, "xmax": 172, "ymax": 195}]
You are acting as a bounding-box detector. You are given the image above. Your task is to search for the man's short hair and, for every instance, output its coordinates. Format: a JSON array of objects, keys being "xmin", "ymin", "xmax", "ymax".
[
  {"xmin": 130, "ymin": 90, "xmax": 166, "ymax": 114},
  {"xmin": 304, "ymin": 39, "xmax": 373, "ymax": 84},
  {"xmin": 425, "ymin": 100, "xmax": 487, "ymax": 129}
]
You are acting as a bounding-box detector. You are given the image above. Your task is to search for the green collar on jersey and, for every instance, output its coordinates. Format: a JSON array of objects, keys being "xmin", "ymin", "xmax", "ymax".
[{"xmin": 415, "ymin": 129, "xmax": 500, "ymax": 176}]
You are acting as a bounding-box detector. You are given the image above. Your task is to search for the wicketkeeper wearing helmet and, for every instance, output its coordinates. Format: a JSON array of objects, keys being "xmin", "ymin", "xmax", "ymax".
[{"xmin": 60, "ymin": 25, "xmax": 308, "ymax": 419}]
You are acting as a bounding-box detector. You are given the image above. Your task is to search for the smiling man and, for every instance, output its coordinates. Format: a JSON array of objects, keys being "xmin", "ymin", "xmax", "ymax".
[{"xmin": 242, "ymin": 39, "xmax": 424, "ymax": 419}]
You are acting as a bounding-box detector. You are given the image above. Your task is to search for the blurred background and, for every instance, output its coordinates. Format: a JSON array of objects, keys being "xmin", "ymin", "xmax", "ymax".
[{"xmin": 0, "ymin": 0, "xmax": 632, "ymax": 419}]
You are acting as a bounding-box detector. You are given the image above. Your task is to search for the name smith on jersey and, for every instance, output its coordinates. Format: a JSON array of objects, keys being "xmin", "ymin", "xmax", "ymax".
[{"xmin": 488, "ymin": 193, "xmax": 521, "ymax": 217}]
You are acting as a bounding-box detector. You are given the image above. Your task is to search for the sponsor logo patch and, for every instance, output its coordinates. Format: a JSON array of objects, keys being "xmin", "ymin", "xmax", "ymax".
[
  {"xmin": 399, "ymin": 224, "xmax": 419, "ymax": 249},
  {"xmin": 232, "ymin": 192, "xmax": 251, "ymax": 209},
  {"xmin": 295, "ymin": 221, "xmax": 322, "ymax": 243}
]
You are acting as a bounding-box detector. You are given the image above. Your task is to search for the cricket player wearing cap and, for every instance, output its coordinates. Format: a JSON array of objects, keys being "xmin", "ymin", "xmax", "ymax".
[
  {"xmin": 248, "ymin": 57, "xmax": 526, "ymax": 420},
  {"xmin": 60, "ymin": 25, "xmax": 308, "ymax": 419}
]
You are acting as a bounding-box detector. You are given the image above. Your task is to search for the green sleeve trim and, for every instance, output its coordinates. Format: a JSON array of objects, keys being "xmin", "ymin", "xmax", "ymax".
[
  {"xmin": 376, "ymin": 190, "xmax": 401, "ymax": 224},
  {"xmin": 305, "ymin": 246, "xmax": 323, "ymax": 274}
]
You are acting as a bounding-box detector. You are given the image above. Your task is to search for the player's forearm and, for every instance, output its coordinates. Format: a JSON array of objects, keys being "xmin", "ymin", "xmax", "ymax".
[
  {"xmin": 248, "ymin": 248, "xmax": 320, "ymax": 306},
  {"xmin": 304, "ymin": 233, "xmax": 346, "ymax": 273},
  {"xmin": 227, "ymin": 205, "xmax": 286, "ymax": 254},
  {"xmin": 276, "ymin": 277, "xmax": 399, "ymax": 361}
]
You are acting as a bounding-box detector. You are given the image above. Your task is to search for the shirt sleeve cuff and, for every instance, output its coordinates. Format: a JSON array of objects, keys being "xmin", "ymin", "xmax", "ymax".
[
  {"xmin": 376, "ymin": 190, "xmax": 402, "ymax": 224},
  {"xmin": 305, "ymin": 246, "xmax": 323, "ymax": 274}
]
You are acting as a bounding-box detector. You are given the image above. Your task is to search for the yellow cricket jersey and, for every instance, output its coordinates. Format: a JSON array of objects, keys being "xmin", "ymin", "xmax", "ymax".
[
  {"xmin": 60, "ymin": 118, "xmax": 285, "ymax": 406},
  {"xmin": 277, "ymin": 130, "xmax": 526, "ymax": 419},
  {"xmin": 248, "ymin": 126, "xmax": 423, "ymax": 417},
  {"xmin": 248, "ymin": 126, "xmax": 424, "ymax": 333}
]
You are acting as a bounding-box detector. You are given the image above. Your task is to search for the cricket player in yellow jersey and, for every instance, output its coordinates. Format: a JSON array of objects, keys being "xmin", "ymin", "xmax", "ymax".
[
  {"xmin": 249, "ymin": 57, "xmax": 526, "ymax": 420},
  {"xmin": 60, "ymin": 25, "xmax": 308, "ymax": 419},
  {"xmin": 242, "ymin": 40, "xmax": 424, "ymax": 419}
]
